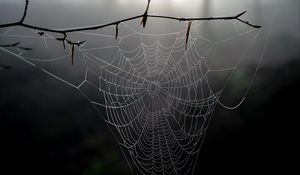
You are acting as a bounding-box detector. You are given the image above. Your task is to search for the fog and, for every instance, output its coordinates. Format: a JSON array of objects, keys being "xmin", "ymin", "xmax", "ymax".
[{"xmin": 0, "ymin": 0, "xmax": 299, "ymax": 174}]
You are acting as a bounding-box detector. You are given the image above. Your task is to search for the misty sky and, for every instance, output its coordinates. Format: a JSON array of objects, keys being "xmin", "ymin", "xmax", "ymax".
[
  {"xmin": 0, "ymin": 0, "xmax": 299, "ymax": 175},
  {"xmin": 0, "ymin": 0, "xmax": 299, "ymax": 64}
]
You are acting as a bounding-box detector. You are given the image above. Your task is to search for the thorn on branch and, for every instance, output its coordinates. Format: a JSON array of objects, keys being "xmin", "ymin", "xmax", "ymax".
[
  {"xmin": 66, "ymin": 40, "xmax": 86, "ymax": 65},
  {"xmin": 12, "ymin": 42, "xmax": 21, "ymax": 47},
  {"xmin": 71, "ymin": 45, "xmax": 75, "ymax": 65},
  {"xmin": 56, "ymin": 38, "xmax": 66, "ymax": 49},
  {"xmin": 141, "ymin": 15, "xmax": 148, "ymax": 28},
  {"xmin": 141, "ymin": 0, "xmax": 151, "ymax": 28},
  {"xmin": 38, "ymin": 31, "xmax": 44, "ymax": 36},
  {"xmin": 115, "ymin": 23, "xmax": 119, "ymax": 40},
  {"xmin": 0, "ymin": 42, "xmax": 32, "ymax": 50},
  {"xmin": 56, "ymin": 33, "xmax": 67, "ymax": 49},
  {"xmin": 236, "ymin": 11, "xmax": 247, "ymax": 18},
  {"xmin": 185, "ymin": 21, "xmax": 192, "ymax": 50},
  {"xmin": 0, "ymin": 42, "xmax": 20, "ymax": 47}
]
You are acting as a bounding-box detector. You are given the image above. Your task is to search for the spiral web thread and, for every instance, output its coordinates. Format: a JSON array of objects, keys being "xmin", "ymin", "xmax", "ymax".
[{"xmin": 0, "ymin": 19, "xmax": 262, "ymax": 175}]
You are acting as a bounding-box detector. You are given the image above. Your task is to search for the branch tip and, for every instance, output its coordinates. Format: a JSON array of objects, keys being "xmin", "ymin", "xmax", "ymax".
[
  {"xmin": 185, "ymin": 21, "xmax": 192, "ymax": 50},
  {"xmin": 20, "ymin": 0, "xmax": 29, "ymax": 23},
  {"xmin": 140, "ymin": 0, "xmax": 151, "ymax": 28},
  {"xmin": 12, "ymin": 42, "xmax": 21, "ymax": 47},
  {"xmin": 115, "ymin": 23, "xmax": 119, "ymax": 40},
  {"xmin": 67, "ymin": 40, "xmax": 85, "ymax": 65},
  {"xmin": 236, "ymin": 11, "xmax": 247, "ymax": 18}
]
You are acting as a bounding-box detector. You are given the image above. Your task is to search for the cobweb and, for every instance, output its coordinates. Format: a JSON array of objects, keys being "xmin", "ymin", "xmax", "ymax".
[{"xmin": 0, "ymin": 18, "xmax": 262, "ymax": 174}]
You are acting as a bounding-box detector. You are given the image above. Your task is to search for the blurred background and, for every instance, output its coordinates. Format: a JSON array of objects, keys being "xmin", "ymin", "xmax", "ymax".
[{"xmin": 0, "ymin": 0, "xmax": 299, "ymax": 174}]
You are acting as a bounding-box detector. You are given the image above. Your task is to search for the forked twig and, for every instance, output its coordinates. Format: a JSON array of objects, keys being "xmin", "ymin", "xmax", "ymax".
[
  {"xmin": 0, "ymin": 1, "xmax": 261, "ymax": 35},
  {"xmin": 0, "ymin": 42, "xmax": 32, "ymax": 51},
  {"xmin": 0, "ymin": 0, "xmax": 261, "ymax": 64}
]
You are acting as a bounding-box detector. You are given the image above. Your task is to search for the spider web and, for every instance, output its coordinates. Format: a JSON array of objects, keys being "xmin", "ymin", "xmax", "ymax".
[{"xmin": 0, "ymin": 18, "xmax": 262, "ymax": 175}]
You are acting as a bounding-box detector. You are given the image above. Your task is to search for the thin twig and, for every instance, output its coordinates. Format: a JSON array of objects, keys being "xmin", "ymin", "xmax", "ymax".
[
  {"xmin": 66, "ymin": 40, "xmax": 86, "ymax": 65},
  {"xmin": 0, "ymin": 42, "xmax": 20, "ymax": 47},
  {"xmin": 19, "ymin": 0, "xmax": 29, "ymax": 23},
  {"xmin": 141, "ymin": 0, "xmax": 151, "ymax": 27},
  {"xmin": 0, "ymin": 0, "xmax": 261, "ymax": 65},
  {"xmin": 185, "ymin": 21, "xmax": 192, "ymax": 50},
  {"xmin": 115, "ymin": 23, "xmax": 119, "ymax": 40},
  {"xmin": 0, "ymin": 1, "xmax": 261, "ymax": 34},
  {"xmin": 0, "ymin": 42, "xmax": 32, "ymax": 50}
]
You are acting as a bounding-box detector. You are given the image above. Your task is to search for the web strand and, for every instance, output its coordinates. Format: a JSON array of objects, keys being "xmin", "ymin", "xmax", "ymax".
[{"xmin": 0, "ymin": 14, "xmax": 265, "ymax": 174}]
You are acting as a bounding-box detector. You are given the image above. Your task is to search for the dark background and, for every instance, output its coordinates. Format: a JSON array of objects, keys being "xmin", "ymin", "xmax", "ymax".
[
  {"xmin": 1, "ymin": 55, "xmax": 299, "ymax": 175},
  {"xmin": 0, "ymin": 0, "xmax": 299, "ymax": 174}
]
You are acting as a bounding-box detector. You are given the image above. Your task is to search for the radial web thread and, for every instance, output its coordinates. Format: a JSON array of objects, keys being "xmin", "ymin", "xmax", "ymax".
[{"xmin": 0, "ymin": 19, "xmax": 263, "ymax": 175}]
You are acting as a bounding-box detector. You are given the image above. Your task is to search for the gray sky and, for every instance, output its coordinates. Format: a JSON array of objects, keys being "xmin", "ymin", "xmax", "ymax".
[
  {"xmin": 1, "ymin": 0, "xmax": 299, "ymax": 65},
  {"xmin": 0, "ymin": 1, "xmax": 299, "ymax": 174}
]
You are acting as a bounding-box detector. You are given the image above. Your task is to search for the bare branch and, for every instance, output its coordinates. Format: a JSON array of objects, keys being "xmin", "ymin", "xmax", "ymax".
[
  {"xmin": 0, "ymin": 0, "xmax": 261, "ymax": 34},
  {"xmin": 147, "ymin": 14, "xmax": 261, "ymax": 28},
  {"xmin": 0, "ymin": 0, "xmax": 261, "ymax": 65}
]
